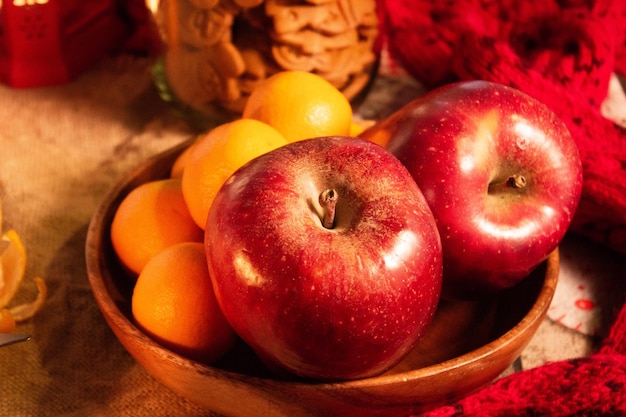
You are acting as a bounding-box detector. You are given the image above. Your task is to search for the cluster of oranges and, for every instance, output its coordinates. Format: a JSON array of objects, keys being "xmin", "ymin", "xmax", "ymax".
[{"xmin": 110, "ymin": 71, "xmax": 369, "ymax": 363}]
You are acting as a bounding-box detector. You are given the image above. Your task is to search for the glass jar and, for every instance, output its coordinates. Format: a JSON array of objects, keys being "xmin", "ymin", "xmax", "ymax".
[{"xmin": 152, "ymin": 0, "xmax": 380, "ymax": 130}]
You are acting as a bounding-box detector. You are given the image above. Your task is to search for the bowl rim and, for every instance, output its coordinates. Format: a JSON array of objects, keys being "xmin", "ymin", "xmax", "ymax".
[{"xmin": 85, "ymin": 140, "xmax": 559, "ymax": 391}]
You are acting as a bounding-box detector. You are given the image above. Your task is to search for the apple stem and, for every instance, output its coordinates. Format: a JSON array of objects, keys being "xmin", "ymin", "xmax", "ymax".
[
  {"xmin": 489, "ymin": 174, "xmax": 527, "ymax": 193},
  {"xmin": 507, "ymin": 174, "xmax": 527, "ymax": 189},
  {"xmin": 319, "ymin": 189, "xmax": 338, "ymax": 229}
]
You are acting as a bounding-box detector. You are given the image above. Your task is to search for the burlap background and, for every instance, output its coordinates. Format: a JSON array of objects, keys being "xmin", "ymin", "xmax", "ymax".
[
  {"xmin": 0, "ymin": 56, "xmax": 213, "ymax": 416},
  {"xmin": 0, "ymin": 54, "xmax": 596, "ymax": 417}
]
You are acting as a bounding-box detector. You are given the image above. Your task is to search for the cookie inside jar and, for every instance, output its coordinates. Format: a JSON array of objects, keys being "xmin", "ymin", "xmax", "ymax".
[{"xmin": 154, "ymin": 0, "xmax": 380, "ymax": 128}]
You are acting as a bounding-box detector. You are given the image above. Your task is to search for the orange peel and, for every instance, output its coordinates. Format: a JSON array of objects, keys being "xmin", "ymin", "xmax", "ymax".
[
  {"xmin": 0, "ymin": 199, "xmax": 47, "ymax": 333},
  {"xmin": 0, "ymin": 308, "xmax": 16, "ymax": 333}
]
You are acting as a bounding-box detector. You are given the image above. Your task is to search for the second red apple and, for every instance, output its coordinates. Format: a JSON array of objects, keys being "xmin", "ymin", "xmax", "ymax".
[{"xmin": 361, "ymin": 81, "xmax": 582, "ymax": 298}]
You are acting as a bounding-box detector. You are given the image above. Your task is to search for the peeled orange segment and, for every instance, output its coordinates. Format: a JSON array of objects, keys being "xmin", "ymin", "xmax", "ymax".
[
  {"xmin": 10, "ymin": 276, "xmax": 47, "ymax": 322},
  {"xmin": 0, "ymin": 229, "xmax": 27, "ymax": 309}
]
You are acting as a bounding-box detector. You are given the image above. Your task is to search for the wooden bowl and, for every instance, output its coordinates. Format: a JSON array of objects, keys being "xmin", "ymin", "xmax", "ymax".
[{"xmin": 86, "ymin": 140, "xmax": 559, "ymax": 417}]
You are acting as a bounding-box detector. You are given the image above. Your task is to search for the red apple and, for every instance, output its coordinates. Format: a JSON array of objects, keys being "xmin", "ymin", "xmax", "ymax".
[
  {"xmin": 360, "ymin": 81, "xmax": 582, "ymax": 298},
  {"xmin": 205, "ymin": 136, "xmax": 442, "ymax": 380}
]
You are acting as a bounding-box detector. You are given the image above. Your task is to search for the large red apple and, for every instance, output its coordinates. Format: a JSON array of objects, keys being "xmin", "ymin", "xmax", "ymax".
[
  {"xmin": 205, "ymin": 136, "xmax": 442, "ymax": 380},
  {"xmin": 361, "ymin": 81, "xmax": 582, "ymax": 298}
]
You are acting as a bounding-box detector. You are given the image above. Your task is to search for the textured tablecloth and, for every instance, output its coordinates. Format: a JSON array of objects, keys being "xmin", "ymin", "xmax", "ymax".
[{"xmin": 0, "ymin": 55, "xmax": 601, "ymax": 417}]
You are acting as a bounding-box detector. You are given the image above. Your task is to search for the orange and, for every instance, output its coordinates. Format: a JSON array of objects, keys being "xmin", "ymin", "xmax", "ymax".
[
  {"xmin": 170, "ymin": 135, "xmax": 202, "ymax": 179},
  {"xmin": 131, "ymin": 242, "xmax": 236, "ymax": 363},
  {"xmin": 358, "ymin": 125, "xmax": 393, "ymax": 148},
  {"xmin": 350, "ymin": 119, "xmax": 375, "ymax": 137},
  {"xmin": 181, "ymin": 118, "xmax": 287, "ymax": 229},
  {"xmin": 170, "ymin": 141, "xmax": 195, "ymax": 179},
  {"xmin": 242, "ymin": 70, "xmax": 353, "ymax": 143},
  {"xmin": 110, "ymin": 178, "xmax": 204, "ymax": 276}
]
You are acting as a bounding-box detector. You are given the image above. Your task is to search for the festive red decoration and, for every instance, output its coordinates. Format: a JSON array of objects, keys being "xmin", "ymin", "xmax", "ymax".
[
  {"xmin": 382, "ymin": 0, "xmax": 626, "ymax": 255},
  {"xmin": 417, "ymin": 303, "xmax": 626, "ymax": 416},
  {"xmin": 0, "ymin": 0, "xmax": 161, "ymax": 89},
  {"xmin": 382, "ymin": 1, "xmax": 626, "ymax": 414}
]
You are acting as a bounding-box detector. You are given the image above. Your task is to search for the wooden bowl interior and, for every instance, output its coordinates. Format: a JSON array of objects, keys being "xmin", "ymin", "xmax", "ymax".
[{"xmin": 86, "ymin": 141, "xmax": 559, "ymax": 417}]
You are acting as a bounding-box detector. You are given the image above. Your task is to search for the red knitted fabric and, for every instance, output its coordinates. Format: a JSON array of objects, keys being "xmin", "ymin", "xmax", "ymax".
[
  {"xmin": 117, "ymin": 0, "xmax": 163, "ymax": 57},
  {"xmin": 416, "ymin": 303, "xmax": 626, "ymax": 416},
  {"xmin": 418, "ymin": 355, "xmax": 626, "ymax": 416},
  {"xmin": 383, "ymin": 0, "xmax": 626, "ymax": 255}
]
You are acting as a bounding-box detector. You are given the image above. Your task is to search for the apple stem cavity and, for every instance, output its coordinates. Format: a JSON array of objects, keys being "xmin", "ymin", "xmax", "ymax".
[
  {"xmin": 489, "ymin": 174, "xmax": 527, "ymax": 194},
  {"xmin": 319, "ymin": 189, "xmax": 338, "ymax": 229}
]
